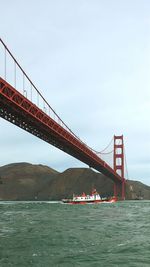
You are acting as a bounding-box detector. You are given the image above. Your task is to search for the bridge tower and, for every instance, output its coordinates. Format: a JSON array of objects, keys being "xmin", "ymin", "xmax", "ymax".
[{"xmin": 113, "ymin": 135, "xmax": 125, "ymax": 200}]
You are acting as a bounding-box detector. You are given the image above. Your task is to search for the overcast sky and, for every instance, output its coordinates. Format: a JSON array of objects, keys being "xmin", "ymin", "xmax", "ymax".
[{"xmin": 0, "ymin": 0, "xmax": 150, "ymax": 185}]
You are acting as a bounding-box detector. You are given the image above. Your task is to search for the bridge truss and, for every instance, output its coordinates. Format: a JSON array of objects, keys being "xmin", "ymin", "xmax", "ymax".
[{"xmin": 0, "ymin": 38, "xmax": 126, "ymax": 199}]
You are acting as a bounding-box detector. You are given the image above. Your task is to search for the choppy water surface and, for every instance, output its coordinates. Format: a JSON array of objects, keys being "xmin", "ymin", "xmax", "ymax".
[{"xmin": 0, "ymin": 201, "xmax": 150, "ymax": 267}]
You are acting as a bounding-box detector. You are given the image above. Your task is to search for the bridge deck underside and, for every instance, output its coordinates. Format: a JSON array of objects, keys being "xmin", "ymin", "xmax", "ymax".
[{"xmin": 0, "ymin": 77, "xmax": 122, "ymax": 184}]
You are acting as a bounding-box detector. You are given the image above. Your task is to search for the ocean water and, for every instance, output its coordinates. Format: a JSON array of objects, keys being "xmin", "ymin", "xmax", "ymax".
[{"xmin": 0, "ymin": 201, "xmax": 150, "ymax": 267}]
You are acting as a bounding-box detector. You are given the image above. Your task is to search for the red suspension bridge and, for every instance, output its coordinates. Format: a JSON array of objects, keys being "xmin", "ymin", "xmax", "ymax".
[{"xmin": 0, "ymin": 39, "xmax": 127, "ymax": 200}]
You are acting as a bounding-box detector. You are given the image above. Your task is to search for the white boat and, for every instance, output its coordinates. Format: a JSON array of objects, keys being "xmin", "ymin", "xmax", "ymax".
[{"xmin": 62, "ymin": 189, "xmax": 117, "ymax": 204}]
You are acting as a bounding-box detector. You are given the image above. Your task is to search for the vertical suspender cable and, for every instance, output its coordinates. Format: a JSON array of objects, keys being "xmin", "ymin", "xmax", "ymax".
[
  {"xmin": 23, "ymin": 73, "xmax": 25, "ymax": 93},
  {"xmin": 4, "ymin": 48, "xmax": 6, "ymax": 80},
  {"xmin": 37, "ymin": 91, "xmax": 39, "ymax": 107},
  {"xmin": 14, "ymin": 61, "xmax": 16, "ymax": 88},
  {"xmin": 31, "ymin": 84, "xmax": 32, "ymax": 102}
]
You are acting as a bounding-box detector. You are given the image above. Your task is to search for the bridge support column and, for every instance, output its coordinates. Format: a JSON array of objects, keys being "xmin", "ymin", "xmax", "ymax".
[{"xmin": 114, "ymin": 135, "xmax": 125, "ymax": 200}]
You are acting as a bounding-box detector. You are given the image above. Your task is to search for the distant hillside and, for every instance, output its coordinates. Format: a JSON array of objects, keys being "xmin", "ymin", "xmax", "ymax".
[
  {"xmin": 0, "ymin": 163, "xmax": 58, "ymax": 200},
  {"xmin": 0, "ymin": 163, "xmax": 150, "ymax": 200},
  {"xmin": 126, "ymin": 180, "xmax": 150, "ymax": 200},
  {"xmin": 38, "ymin": 168, "xmax": 114, "ymax": 200}
]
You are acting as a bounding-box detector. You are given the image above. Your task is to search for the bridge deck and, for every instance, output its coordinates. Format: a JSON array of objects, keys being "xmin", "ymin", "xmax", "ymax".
[{"xmin": 0, "ymin": 77, "xmax": 122, "ymax": 183}]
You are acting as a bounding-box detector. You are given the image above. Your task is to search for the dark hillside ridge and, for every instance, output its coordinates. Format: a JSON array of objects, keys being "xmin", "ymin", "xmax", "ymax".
[
  {"xmin": 0, "ymin": 163, "xmax": 58, "ymax": 200},
  {"xmin": 38, "ymin": 168, "xmax": 114, "ymax": 200},
  {"xmin": 0, "ymin": 163, "xmax": 149, "ymax": 200}
]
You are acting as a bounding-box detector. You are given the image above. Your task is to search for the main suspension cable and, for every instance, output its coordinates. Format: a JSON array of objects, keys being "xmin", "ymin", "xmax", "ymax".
[{"xmin": 96, "ymin": 136, "xmax": 114, "ymax": 154}]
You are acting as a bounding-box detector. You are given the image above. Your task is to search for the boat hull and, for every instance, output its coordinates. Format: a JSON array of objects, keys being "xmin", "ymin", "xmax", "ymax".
[
  {"xmin": 62, "ymin": 189, "xmax": 117, "ymax": 204},
  {"xmin": 62, "ymin": 198, "xmax": 117, "ymax": 204}
]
